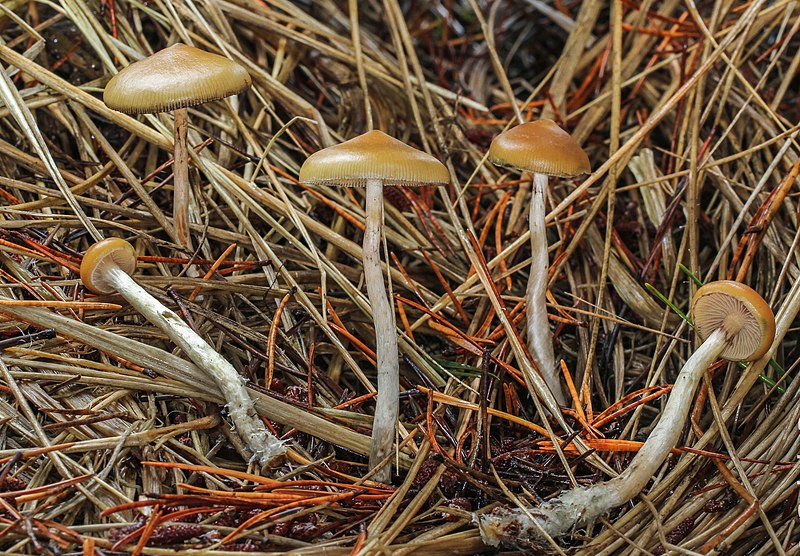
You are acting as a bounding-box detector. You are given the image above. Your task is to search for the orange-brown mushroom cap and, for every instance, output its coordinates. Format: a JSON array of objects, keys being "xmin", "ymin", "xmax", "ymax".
[
  {"xmin": 80, "ymin": 238, "xmax": 138, "ymax": 295},
  {"xmin": 298, "ymin": 130, "xmax": 450, "ymax": 188},
  {"xmin": 691, "ymin": 280, "xmax": 775, "ymax": 361},
  {"xmin": 103, "ymin": 44, "xmax": 252, "ymax": 115},
  {"xmin": 488, "ymin": 120, "xmax": 590, "ymax": 178}
]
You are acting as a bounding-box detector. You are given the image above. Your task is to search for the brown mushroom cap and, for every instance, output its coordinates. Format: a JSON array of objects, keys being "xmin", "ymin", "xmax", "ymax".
[
  {"xmin": 691, "ymin": 280, "xmax": 775, "ymax": 361},
  {"xmin": 488, "ymin": 120, "xmax": 590, "ymax": 178},
  {"xmin": 80, "ymin": 238, "xmax": 138, "ymax": 295},
  {"xmin": 298, "ymin": 130, "xmax": 450, "ymax": 188},
  {"xmin": 103, "ymin": 44, "xmax": 252, "ymax": 115}
]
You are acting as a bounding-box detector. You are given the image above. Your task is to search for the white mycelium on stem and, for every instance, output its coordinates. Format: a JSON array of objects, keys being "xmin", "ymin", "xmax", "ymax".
[
  {"xmin": 478, "ymin": 280, "xmax": 775, "ymax": 545},
  {"xmin": 81, "ymin": 238, "xmax": 285, "ymax": 465},
  {"xmin": 299, "ymin": 130, "xmax": 449, "ymax": 483}
]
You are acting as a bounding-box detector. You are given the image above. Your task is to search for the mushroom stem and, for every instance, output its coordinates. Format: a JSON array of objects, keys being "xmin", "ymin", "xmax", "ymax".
[
  {"xmin": 103, "ymin": 265, "xmax": 286, "ymax": 466},
  {"xmin": 478, "ymin": 327, "xmax": 729, "ymax": 544},
  {"xmin": 364, "ymin": 177, "xmax": 399, "ymax": 483},
  {"xmin": 527, "ymin": 172, "xmax": 565, "ymax": 404},
  {"xmin": 173, "ymin": 107, "xmax": 192, "ymax": 251}
]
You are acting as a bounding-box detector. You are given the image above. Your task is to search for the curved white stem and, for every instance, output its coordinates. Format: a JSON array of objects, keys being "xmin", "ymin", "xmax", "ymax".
[
  {"xmin": 364, "ymin": 178, "xmax": 399, "ymax": 483},
  {"xmin": 105, "ymin": 266, "xmax": 285, "ymax": 466},
  {"xmin": 479, "ymin": 327, "xmax": 729, "ymax": 545},
  {"xmin": 527, "ymin": 172, "xmax": 565, "ymax": 404}
]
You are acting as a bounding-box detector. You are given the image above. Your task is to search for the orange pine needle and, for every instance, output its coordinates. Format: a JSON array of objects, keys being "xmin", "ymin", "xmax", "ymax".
[
  {"xmin": 416, "ymin": 385, "xmax": 548, "ymax": 436},
  {"xmin": 266, "ymin": 289, "xmax": 293, "ymax": 387},
  {"xmin": 188, "ymin": 243, "xmax": 237, "ymax": 302}
]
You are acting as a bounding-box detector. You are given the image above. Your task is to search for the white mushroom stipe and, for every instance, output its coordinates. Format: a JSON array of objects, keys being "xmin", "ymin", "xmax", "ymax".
[
  {"xmin": 101, "ymin": 263, "xmax": 285, "ymax": 466},
  {"xmin": 363, "ymin": 177, "xmax": 400, "ymax": 480},
  {"xmin": 526, "ymin": 172, "xmax": 559, "ymax": 403}
]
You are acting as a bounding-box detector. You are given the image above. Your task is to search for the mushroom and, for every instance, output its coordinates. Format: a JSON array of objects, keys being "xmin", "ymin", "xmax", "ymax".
[
  {"xmin": 299, "ymin": 130, "xmax": 449, "ymax": 482},
  {"xmin": 103, "ymin": 44, "xmax": 252, "ymax": 252},
  {"xmin": 478, "ymin": 280, "xmax": 775, "ymax": 544},
  {"xmin": 488, "ymin": 120, "xmax": 590, "ymax": 406},
  {"xmin": 80, "ymin": 237, "xmax": 285, "ymax": 466}
]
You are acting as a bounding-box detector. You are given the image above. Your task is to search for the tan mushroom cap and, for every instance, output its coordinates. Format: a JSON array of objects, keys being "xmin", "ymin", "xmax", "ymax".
[
  {"xmin": 691, "ymin": 280, "xmax": 775, "ymax": 361},
  {"xmin": 104, "ymin": 44, "xmax": 252, "ymax": 115},
  {"xmin": 299, "ymin": 130, "xmax": 450, "ymax": 188},
  {"xmin": 81, "ymin": 238, "xmax": 138, "ymax": 295},
  {"xmin": 488, "ymin": 120, "xmax": 590, "ymax": 178}
]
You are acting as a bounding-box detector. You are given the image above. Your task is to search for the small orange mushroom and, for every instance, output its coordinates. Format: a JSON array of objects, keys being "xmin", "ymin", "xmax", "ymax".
[
  {"xmin": 104, "ymin": 44, "xmax": 251, "ymax": 252},
  {"xmin": 487, "ymin": 120, "xmax": 590, "ymax": 405},
  {"xmin": 80, "ymin": 237, "xmax": 137, "ymax": 295},
  {"xmin": 299, "ymin": 130, "xmax": 448, "ymax": 483},
  {"xmin": 81, "ymin": 238, "xmax": 285, "ymax": 466}
]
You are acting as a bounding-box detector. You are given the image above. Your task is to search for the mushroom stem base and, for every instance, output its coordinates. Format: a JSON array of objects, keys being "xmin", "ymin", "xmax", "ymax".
[
  {"xmin": 364, "ymin": 177, "xmax": 399, "ymax": 484},
  {"xmin": 478, "ymin": 327, "xmax": 729, "ymax": 545},
  {"xmin": 105, "ymin": 266, "xmax": 286, "ymax": 466}
]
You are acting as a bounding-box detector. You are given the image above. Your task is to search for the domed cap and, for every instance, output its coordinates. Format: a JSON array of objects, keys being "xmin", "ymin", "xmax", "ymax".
[
  {"xmin": 81, "ymin": 238, "xmax": 138, "ymax": 295},
  {"xmin": 488, "ymin": 120, "xmax": 590, "ymax": 178},
  {"xmin": 104, "ymin": 44, "xmax": 252, "ymax": 115},
  {"xmin": 299, "ymin": 130, "xmax": 450, "ymax": 188},
  {"xmin": 691, "ymin": 280, "xmax": 775, "ymax": 361}
]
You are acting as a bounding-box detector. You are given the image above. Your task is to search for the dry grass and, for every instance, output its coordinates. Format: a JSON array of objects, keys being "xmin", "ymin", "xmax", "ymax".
[{"xmin": 0, "ymin": 0, "xmax": 798, "ymax": 554}]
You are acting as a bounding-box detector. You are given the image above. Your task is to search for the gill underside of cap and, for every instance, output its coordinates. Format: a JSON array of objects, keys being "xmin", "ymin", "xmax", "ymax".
[{"xmin": 691, "ymin": 280, "xmax": 775, "ymax": 361}]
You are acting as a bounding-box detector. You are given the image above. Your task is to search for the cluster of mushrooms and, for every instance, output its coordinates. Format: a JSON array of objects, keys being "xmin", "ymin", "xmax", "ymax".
[{"xmin": 80, "ymin": 43, "xmax": 778, "ymax": 541}]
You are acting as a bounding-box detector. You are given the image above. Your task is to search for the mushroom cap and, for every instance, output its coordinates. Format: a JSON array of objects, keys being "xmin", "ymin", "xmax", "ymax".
[
  {"xmin": 103, "ymin": 44, "xmax": 252, "ymax": 115},
  {"xmin": 298, "ymin": 130, "xmax": 450, "ymax": 188},
  {"xmin": 488, "ymin": 120, "xmax": 591, "ymax": 178},
  {"xmin": 691, "ymin": 280, "xmax": 775, "ymax": 361},
  {"xmin": 80, "ymin": 238, "xmax": 138, "ymax": 295}
]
